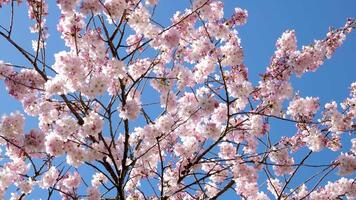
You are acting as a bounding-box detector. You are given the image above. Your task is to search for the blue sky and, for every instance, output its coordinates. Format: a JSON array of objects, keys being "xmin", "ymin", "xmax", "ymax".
[{"xmin": 0, "ymin": 0, "xmax": 355, "ymax": 199}]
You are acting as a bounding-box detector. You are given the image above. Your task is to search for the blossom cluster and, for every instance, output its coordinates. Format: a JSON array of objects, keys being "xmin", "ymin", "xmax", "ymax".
[{"xmin": 0, "ymin": 0, "xmax": 354, "ymax": 199}]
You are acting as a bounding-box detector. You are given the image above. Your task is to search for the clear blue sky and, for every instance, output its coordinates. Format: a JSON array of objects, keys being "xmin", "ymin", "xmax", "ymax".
[{"xmin": 0, "ymin": 1, "xmax": 355, "ymax": 199}]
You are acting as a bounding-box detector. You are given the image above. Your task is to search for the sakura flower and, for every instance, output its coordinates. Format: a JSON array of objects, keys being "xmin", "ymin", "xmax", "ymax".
[
  {"xmin": 287, "ymin": 96, "xmax": 319, "ymax": 121},
  {"xmin": 0, "ymin": 111, "xmax": 25, "ymax": 144},
  {"xmin": 337, "ymin": 152, "xmax": 356, "ymax": 176},
  {"xmin": 269, "ymin": 146, "xmax": 294, "ymax": 176},
  {"xmin": 128, "ymin": 58, "xmax": 151, "ymax": 80},
  {"xmin": 91, "ymin": 172, "xmax": 108, "ymax": 187},
  {"xmin": 267, "ymin": 178, "xmax": 283, "ymax": 198},
  {"xmin": 80, "ymin": 0, "xmax": 102, "ymax": 15},
  {"xmin": 39, "ymin": 166, "xmax": 59, "ymax": 189},
  {"xmin": 45, "ymin": 133, "xmax": 65, "ymax": 156},
  {"xmin": 276, "ymin": 30, "xmax": 297, "ymax": 53},
  {"xmin": 302, "ymin": 126, "xmax": 325, "ymax": 152},
  {"xmin": 104, "ymin": 0, "xmax": 127, "ymax": 23},
  {"xmin": 82, "ymin": 111, "xmax": 103, "ymax": 137},
  {"xmin": 81, "ymin": 75, "xmax": 109, "ymax": 99},
  {"xmin": 62, "ymin": 171, "xmax": 81, "ymax": 189},
  {"xmin": 220, "ymin": 36, "xmax": 244, "ymax": 66},
  {"xmin": 119, "ymin": 97, "xmax": 141, "ymax": 120},
  {"xmin": 218, "ymin": 142, "xmax": 236, "ymax": 159},
  {"xmin": 162, "ymin": 28, "xmax": 180, "ymax": 48},
  {"xmin": 24, "ymin": 129, "xmax": 45, "ymax": 156},
  {"xmin": 230, "ymin": 8, "xmax": 248, "ymax": 26},
  {"xmin": 87, "ymin": 187, "xmax": 101, "ymax": 200},
  {"xmin": 57, "ymin": 0, "xmax": 79, "ymax": 14},
  {"xmin": 323, "ymin": 101, "xmax": 352, "ymax": 133}
]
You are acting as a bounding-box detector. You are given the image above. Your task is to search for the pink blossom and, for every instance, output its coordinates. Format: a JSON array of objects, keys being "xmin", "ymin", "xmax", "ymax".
[
  {"xmin": 80, "ymin": 0, "xmax": 102, "ymax": 15},
  {"xmin": 230, "ymin": 8, "xmax": 248, "ymax": 26},
  {"xmin": 337, "ymin": 153, "xmax": 356, "ymax": 176},
  {"xmin": 39, "ymin": 166, "xmax": 59, "ymax": 189},
  {"xmin": 287, "ymin": 96, "xmax": 319, "ymax": 121},
  {"xmin": 0, "ymin": 111, "xmax": 25, "ymax": 143},
  {"xmin": 218, "ymin": 142, "xmax": 236, "ymax": 159},
  {"xmin": 62, "ymin": 171, "xmax": 81, "ymax": 189},
  {"xmin": 45, "ymin": 133, "xmax": 65, "ymax": 156},
  {"xmin": 310, "ymin": 178, "xmax": 356, "ymax": 199},
  {"xmin": 91, "ymin": 172, "xmax": 108, "ymax": 187},
  {"xmin": 302, "ymin": 126, "xmax": 325, "ymax": 152},
  {"xmin": 220, "ymin": 36, "xmax": 244, "ymax": 66},
  {"xmin": 276, "ymin": 30, "xmax": 297, "ymax": 53},
  {"xmin": 323, "ymin": 101, "xmax": 352, "ymax": 133},
  {"xmin": 4, "ymin": 69, "xmax": 44, "ymax": 100},
  {"xmin": 269, "ymin": 146, "xmax": 294, "ymax": 176},
  {"xmin": 267, "ymin": 178, "xmax": 283, "ymax": 198},
  {"xmin": 162, "ymin": 28, "xmax": 180, "ymax": 48},
  {"xmin": 87, "ymin": 187, "xmax": 101, "ymax": 200},
  {"xmin": 24, "ymin": 129, "xmax": 45, "ymax": 156},
  {"xmin": 57, "ymin": 0, "xmax": 79, "ymax": 14},
  {"xmin": 0, "ymin": 2, "xmax": 354, "ymax": 199},
  {"xmin": 104, "ymin": 0, "xmax": 127, "ymax": 23}
]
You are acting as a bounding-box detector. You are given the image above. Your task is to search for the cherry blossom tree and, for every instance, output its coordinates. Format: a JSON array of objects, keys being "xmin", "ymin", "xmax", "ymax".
[{"xmin": 0, "ymin": 0, "xmax": 355, "ymax": 199}]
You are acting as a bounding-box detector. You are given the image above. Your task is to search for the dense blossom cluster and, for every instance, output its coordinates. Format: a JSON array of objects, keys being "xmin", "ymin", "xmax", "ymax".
[
  {"xmin": 0, "ymin": 0, "xmax": 355, "ymax": 199},
  {"xmin": 287, "ymin": 96, "xmax": 320, "ymax": 122}
]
